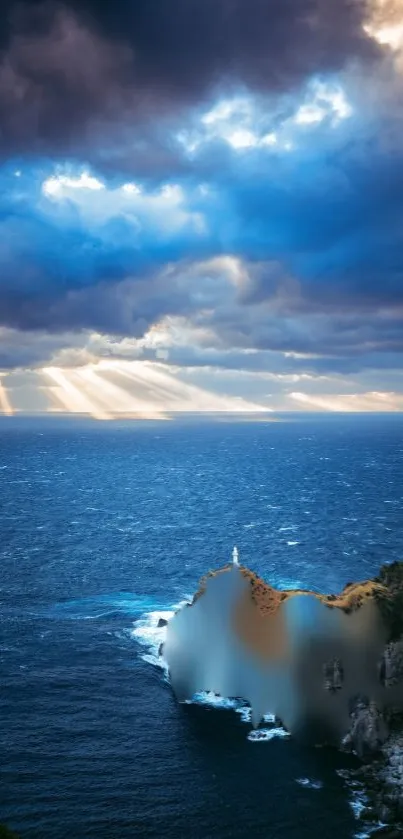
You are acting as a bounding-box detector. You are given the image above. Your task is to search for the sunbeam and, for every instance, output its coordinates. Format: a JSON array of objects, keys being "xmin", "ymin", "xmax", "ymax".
[
  {"xmin": 107, "ymin": 360, "xmax": 267, "ymax": 412},
  {"xmin": 39, "ymin": 361, "xmax": 266, "ymax": 418},
  {"xmin": 0, "ymin": 379, "xmax": 13, "ymax": 415},
  {"xmin": 75, "ymin": 367, "xmax": 169, "ymax": 418},
  {"xmin": 43, "ymin": 368, "xmax": 111, "ymax": 419}
]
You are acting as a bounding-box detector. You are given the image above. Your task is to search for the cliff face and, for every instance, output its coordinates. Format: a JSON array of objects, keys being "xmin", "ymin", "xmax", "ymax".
[
  {"xmin": 162, "ymin": 561, "xmax": 403, "ymax": 833},
  {"xmin": 374, "ymin": 562, "xmax": 403, "ymax": 643},
  {"xmin": 195, "ymin": 562, "xmax": 403, "ymax": 632},
  {"xmin": 164, "ymin": 560, "xmax": 403, "ymax": 750},
  {"xmin": 158, "ymin": 562, "xmax": 403, "ymax": 836}
]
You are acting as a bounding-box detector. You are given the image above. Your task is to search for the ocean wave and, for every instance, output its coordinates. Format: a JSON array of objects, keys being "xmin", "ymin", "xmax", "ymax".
[
  {"xmin": 130, "ymin": 600, "xmax": 193, "ymax": 670},
  {"xmin": 44, "ymin": 593, "xmax": 171, "ymax": 621},
  {"xmin": 336, "ymin": 769, "xmax": 387, "ymax": 838},
  {"xmin": 130, "ymin": 607, "xmax": 176, "ymax": 671}
]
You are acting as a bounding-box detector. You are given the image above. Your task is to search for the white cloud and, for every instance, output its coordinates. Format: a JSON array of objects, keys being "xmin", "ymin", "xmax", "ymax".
[
  {"xmin": 179, "ymin": 95, "xmax": 277, "ymax": 153},
  {"xmin": 122, "ymin": 182, "xmax": 141, "ymax": 194},
  {"xmin": 369, "ymin": 20, "xmax": 403, "ymax": 49},
  {"xmin": 293, "ymin": 82, "xmax": 352, "ymax": 126},
  {"xmin": 42, "ymin": 171, "xmax": 105, "ymax": 196},
  {"xmin": 260, "ymin": 132, "xmax": 277, "ymax": 146},
  {"xmin": 290, "ymin": 390, "xmax": 403, "ymax": 412},
  {"xmin": 41, "ymin": 171, "xmax": 205, "ymax": 235},
  {"xmin": 178, "ymin": 81, "xmax": 352, "ymax": 157},
  {"xmin": 364, "ymin": 0, "xmax": 403, "ymax": 53},
  {"xmin": 226, "ymin": 129, "xmax": 258, "ymax": 149},
  {"xmin": 201, "ymin": 96, "xmax": 252, "ymax": 126},
  {"xmin": 294, "ymin": 104, "xmax": 325, "ymax": 125}
]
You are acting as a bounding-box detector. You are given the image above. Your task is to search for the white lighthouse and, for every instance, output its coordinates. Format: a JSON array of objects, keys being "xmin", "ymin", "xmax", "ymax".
[{"xmin": 232, "ymin": 546, "xmax": 239, "ymax": 566}]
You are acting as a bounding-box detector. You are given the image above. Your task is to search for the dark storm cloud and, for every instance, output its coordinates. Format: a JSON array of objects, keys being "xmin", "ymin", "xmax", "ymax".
[
  {"xmin": 1, "ymin": 132, "xmax": 403, "ymax": 369},
  {"xmin": 0, "ymin": 0, "xmax": 377, "ymax": 158},
  {"xmin": 0, "ymin": 0, "xmax": 402, "ymax": 381},
  {"xmin": 0, "ymin": 327, "xmax": 86, "ymax": 369},
  {"xmin": 182, "ymin": 304, "xmax": 403, "ymax": 372},
  {"xmin": 0, "ymin": 168, "xmax": 210, "ymax": 334},
  {"xmin": 203, "ymin": 135, "xmax": 403, "ymax": 311},
  {"xmin": 144, "ymin": 343, "xmax": 403, "ymax": 377}
]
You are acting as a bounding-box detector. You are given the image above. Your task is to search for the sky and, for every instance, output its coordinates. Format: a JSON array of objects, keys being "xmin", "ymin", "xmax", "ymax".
[{"xmin": 1, "ymin": 0, "xmax": 403, "ymax": 417}]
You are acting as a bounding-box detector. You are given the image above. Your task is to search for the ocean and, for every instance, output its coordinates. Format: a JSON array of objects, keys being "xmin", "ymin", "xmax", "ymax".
[{"xmin": 1, "ymin": 414, "xmax": 403, "ymax": 839}]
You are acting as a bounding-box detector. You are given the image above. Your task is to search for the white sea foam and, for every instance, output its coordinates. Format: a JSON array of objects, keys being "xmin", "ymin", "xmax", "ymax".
[
  {"xmin": 49, "ymin": 593, "xmax": 166, "ymax": 620},
  {"xmin": 131, "ymin": 607, "xmax": 176, "ymax": 669},
  {"xmin": 247, "ymin": 728, "xmax": 290, "ymax": 742},
  {"xmin": 132, "ymin": 606, "xmax": 288, "ymax": 739},
  {"xmin": 184, "ymin": 692, "xmax": 242, "ymax": 710},
  {"xmin": 353, "ymin": 827, "xmax": 387, "ymax": 839},
  {"xmin": 279, "ymin": 526, "xmax": 299, "ymax": 533},
  {"xmin": 295, "ymin": 777, "xmax": 323, "ymax": 790},
  {"xmin": 236, "ymin": 706, "xmax": 252, "ymax": 723},
  {"xmin": 345, "ymin": 784, "xmax": 367, "ymax": 818},
  {"xmin": 336, "ymin": 769, "xmax": 384, "ymax": 837}
]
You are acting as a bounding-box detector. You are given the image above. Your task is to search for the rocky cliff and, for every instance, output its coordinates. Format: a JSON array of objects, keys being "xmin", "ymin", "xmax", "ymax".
[{"xmin": 162, "ymin": 560, "xmax": 403, "ymax": 833}]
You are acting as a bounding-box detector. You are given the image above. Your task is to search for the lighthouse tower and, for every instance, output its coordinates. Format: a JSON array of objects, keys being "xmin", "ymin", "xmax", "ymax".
[{"xmin": 232, "ymin": 546, "xmax": 239, "ymax": 566}]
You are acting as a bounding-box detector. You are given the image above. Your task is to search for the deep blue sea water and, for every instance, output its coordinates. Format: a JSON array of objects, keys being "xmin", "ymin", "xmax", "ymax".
[{"xmin": 1, "ymin": 414, "xmax": 403, "ymax": 839}]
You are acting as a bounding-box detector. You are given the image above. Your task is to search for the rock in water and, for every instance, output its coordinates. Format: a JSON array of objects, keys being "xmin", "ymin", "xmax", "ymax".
[{"xmin": 157, "ymin": 618, "xmax": 168, "ymax": 628}]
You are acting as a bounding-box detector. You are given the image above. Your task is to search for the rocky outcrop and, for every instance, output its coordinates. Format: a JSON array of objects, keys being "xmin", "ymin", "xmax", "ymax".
[
  {"xmin": 165, "ymin": 559, "xmax": 403, "ymax": 831},
  {"xmin": 350, "ymin": 728, "xmax": 403, "ymax": 829},
  {"xmin": 343, "ymin": 698, "xmax": 389, "ymax": 758},
  {"xmin": 157, "ymin": 618, "xmax": 168, "ymax": 628},
  {"xmin": 192, "ymin": 561, "xmax": 403, "ymax": 631},
  {"xmin": 323, "ymin": 657, "xmax": 344, "ymax": 693},
  {"xmin": 380, "ymin": 641, "xmax": 403, "ymax": 689},
  {"xmin": 375, "ymin": 563, "xmax": 403, "ymax": 643}
]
